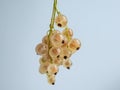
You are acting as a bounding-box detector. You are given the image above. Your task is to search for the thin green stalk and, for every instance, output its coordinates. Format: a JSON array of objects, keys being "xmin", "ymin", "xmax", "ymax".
[
  {"xmin": 48, "ymin": 0, "xmax": 58, "ymax": 64},
  {"xmin": 49, "ymin": 0, "xmax": 57, "ymax": 33}
]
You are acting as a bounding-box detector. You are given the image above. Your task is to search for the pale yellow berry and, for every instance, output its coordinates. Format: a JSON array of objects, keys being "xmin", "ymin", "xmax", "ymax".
[
  {"xmin": 42, "ymin": 35, "xmax": 49, "ymax": 44},
  {"xmin": 61, "ymin": 48, "xmax": 72, "ymax": 60},
  {"xmin": 62, "ymin": 28, "xmax": 73, "ymax": 40},
  {"xmin": 35, "ymin": 43, "xmax": 48, "ymax": 55},
  {"xmin": 47, "ymin": 74, "xmax": 55, "ymax": 85},
  {"xmin": 63, "ymin": 59, "xmax": 72, "ymax": 69},
  {"xmin": 68, "ymin": 39, "xmax": 81, "ymax": 53},
  {"xmin": 39, "ymin": 62, "xmax": 49, "ymax": 74},
  {"xmin": 53, "ymin": 58, "xmax": 62, "ymax": 66},
  {"xmin": 49, "ymin": 47, "xmax": 61, "ymax": 58},
  {"xmin": 55, "ymin": 14, "xmax": 68, "ymax": 27},
  {"xmin": 47, "ymin": 64, "xmax": 59, "ymax": 75},
  {"xmin": 50, "ymin": 32, "xmax": 65, "ymax": 47}
]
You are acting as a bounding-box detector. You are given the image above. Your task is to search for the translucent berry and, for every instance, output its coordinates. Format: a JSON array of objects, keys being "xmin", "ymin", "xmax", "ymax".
[
  {"xmin": 63, "ymin": 59, "xmax": 72, "ymax": 69},
  {"xmin": 62, "ymin": 28, "xmax": 73, "ymax": 40},
  {"xmin": 50, "ymin": 32, "xmax": 65, "ymax": 47},
  {"xmin": 42, "ymin": 54, "xmax": 51, "ymax": 61},
  {"xmin": 39, "ymin": 55, "xmax": 50, "ymax": 64},
  {"xmin": 42, "ymin": 35, "xmax": 49, "ymax": 44},
  {"xmin": 47, "ymin": 64, "xmax": 59, "ymax": 75},
  {"xmin": 49, "ymin": 47, "xmax": 61, "ymax": 58},
  {"xmin": 39, "ymin": 62, "xmax": 49, "ymax": 74},
  {"xmin": 53, "ymin": 58, "xmax": 62, "ymax": 66},
  {"xmin": 68, "ymin": 39, "xmax": 81, "ymax": 53},
  {"xmin": 47, "ymin": 74, "xmax": 55, "ymax": 85},
  {"xmin": 35, "ymin": 43, "xmax": 48, "ymax": 55},
  {"xmin": 61, "ymin": 48, "xmax": 72, "ymax": 60},
  {"xmin": 55, "ymin": 14, "xmax": 68, "ymax": 27}
]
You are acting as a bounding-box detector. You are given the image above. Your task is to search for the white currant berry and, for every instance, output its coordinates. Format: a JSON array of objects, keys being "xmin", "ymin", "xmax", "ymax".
[
  {"xmin": 63, "ymin": 59, "xmax": 72, "ymax": 69},
  {"xmin": 68, "ymin": 39, "xmax": 81, "ymax": 53},
  {"xmin": 42, "ymin": 54, "xmax": 51, "ymax": 61},
  {"xmin": 39, "ymin": 62, "xmax": 49, "ymax": 74},
  {"xmin": 47, "ymin": 74, "xmax": 55, "ymax": 85},
  {"xmin": 39, "ymin": 57, "xmax": 46, "ymax": 64},
  {"xmin": 50, "ymin": 32, "xmax": 65, "ymax": 47},
  {"xmin": 35, "ymin": 43, "xmax": 48, "ymax": 55},
  {"xmin": 61, "ymin": 48, "xmax": 72, "ymax": 60},
  {"xmin": 49, "ymin": 47, "xmax": 61, "ymax": 58},
  {"xmin": 53, "ymin": 58, "xmax": 62, "ymax": 66},
  {"xmin": 47, "ymin": 64, "xmax": 59, "ymax": 75},
  {"xmin": 42, "ymin": 35, "xmax": 49, "ymax": 44},
  {"xmin": 62, "ymin": 28, "xmax": 73, "ymax": 40},
  {"xmin": 55, "ymin": 14, "xmax": 68, "ymax": 27}
]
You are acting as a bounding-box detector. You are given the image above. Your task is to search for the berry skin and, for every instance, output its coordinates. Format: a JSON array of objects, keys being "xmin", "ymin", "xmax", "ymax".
[
  {"xmin": 42, "ymin": 35, "xmax": 49, "ymax": 44},
  {"xmin": 49, "ymin": 47, "xmax": 61, "ymax": 58},
  {"xmin": 47, "ymin": 74, "xmax": 56, "ymax": 85},
  {"xmin": 62, "ymin": 28, "xmax": 73, "ymax": 40},
  {"xmin": 61, "ymin": 48, "xmax": 72, "ymax": 60},
  {"xmin": 35, "ymin": 43, "xmax": 48, "ymax": 55},
  {"xmin": 50, "ymin": 32, "xmax": 65, "ymax": 47},
  {"xmin": 53, "ymin": 58, "xmax": 62, "ymax": 66},
  {"xmin": 47, "ymin": 64, "xmax": 59, "ymax": 75},
  {"xmin": 68, "ymin": 39, "xmax": 81, "ymax": 53},
  {"xmin": 39, "ymin": 62, "xmax": 49, "ymax": 74},
  {"xmin": 39, "ymin": 57, "xmax": 46, "ymax": 64},
  {"xmin": 63, "ymin": 59, "xmax": 72, "ymax": 69},
  {"xmin": 55, "ymin": 14, "xmax": 68, "ymax": 27},
  {"xmin": 61, "ymin": 36, "xmax": 68, "ymax": 48},
  {"xmin": 39, "ymin": 55, "xmax": 50, "ymax": 64}
]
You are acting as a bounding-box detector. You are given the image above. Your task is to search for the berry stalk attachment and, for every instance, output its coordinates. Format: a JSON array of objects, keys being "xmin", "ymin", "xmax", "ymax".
[{"xmin": 35, "ymin": 0, "xmax": 81, "ymax": 85}]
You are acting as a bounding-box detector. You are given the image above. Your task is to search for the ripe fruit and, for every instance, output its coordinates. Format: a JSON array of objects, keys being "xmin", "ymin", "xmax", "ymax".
[
  {"xmin": 35, "ymin": 43, "xmax": 48, "ymax": 55},
  {"xmin": 55, "ymin": 14, "xmax": 68, "ymax": 27},
  {"xmin": 68, "ymin": 39, "xmax": 81, "ymax": 53},
  {"xmin": 47, "ymin": 74, "xmax": 56, "ymax": 85},
  {"xmin": 61, "ymin": 48, "xmax": 72, "ymax": 60},
  {"xmin": 53, "ymin": 58, "xmax": 62, "ymax": 66},
  {"xmin": 63, "ymin": 59, "xmax": 72, "ymax": 69},
  {"xmin": 39, "ymin": 62, "xmax": 49, "ymax": 74},
  {"xmin": 42, "ymin": 35, "xmax": 49, "ymax": 44},
  {"xmin": 62, "ymin": 28, "xmax": 73, "ymax": 40},
  {"xmin": 49, "ymin": 47, "xmax": 61, "ymax": 58},
  {"xmin": 50, "ymin": 32, "xmax": 65, "ymax": 47},
  {"xmin": 47, "ymin": 64, "xmax": 59, "ymax": 75}
]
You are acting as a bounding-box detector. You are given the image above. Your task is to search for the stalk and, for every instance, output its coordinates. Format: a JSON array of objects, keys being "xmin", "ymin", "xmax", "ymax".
[{"xmin": 49, "ymin": 0, "xmax": 57, "ymax": 34}]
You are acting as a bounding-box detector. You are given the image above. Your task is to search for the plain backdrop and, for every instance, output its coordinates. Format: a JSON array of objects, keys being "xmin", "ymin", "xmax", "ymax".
[{"xmin": 0, "ymin": 0, "xmax": 120, "ymax": 90}]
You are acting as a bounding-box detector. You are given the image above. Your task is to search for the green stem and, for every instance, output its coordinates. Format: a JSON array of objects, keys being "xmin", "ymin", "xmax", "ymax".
[
  {"xmin": 48, "ymin": 0, "xmax": 58, "ymax": 63},
  {"xmin": 49, "ymin": 0, "xmax": 57, "ymax": 33}
]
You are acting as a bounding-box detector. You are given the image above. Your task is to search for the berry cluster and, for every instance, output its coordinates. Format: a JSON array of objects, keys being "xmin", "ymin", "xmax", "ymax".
[{"xmin": 35, "ymin": 0, "xmax": 81, "ymax": 85}]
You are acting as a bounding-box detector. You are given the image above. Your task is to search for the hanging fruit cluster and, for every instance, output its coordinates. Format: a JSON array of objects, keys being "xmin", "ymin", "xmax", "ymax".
[{"xmin": 35, "ymin": 0, "xmax": 81, "ymax": 85}]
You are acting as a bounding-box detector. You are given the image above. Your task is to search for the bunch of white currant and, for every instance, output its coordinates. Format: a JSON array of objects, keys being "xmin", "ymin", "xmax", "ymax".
[{"xmin": 35, "ymin": 13, "xmax": 81, "ymax": 85}]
